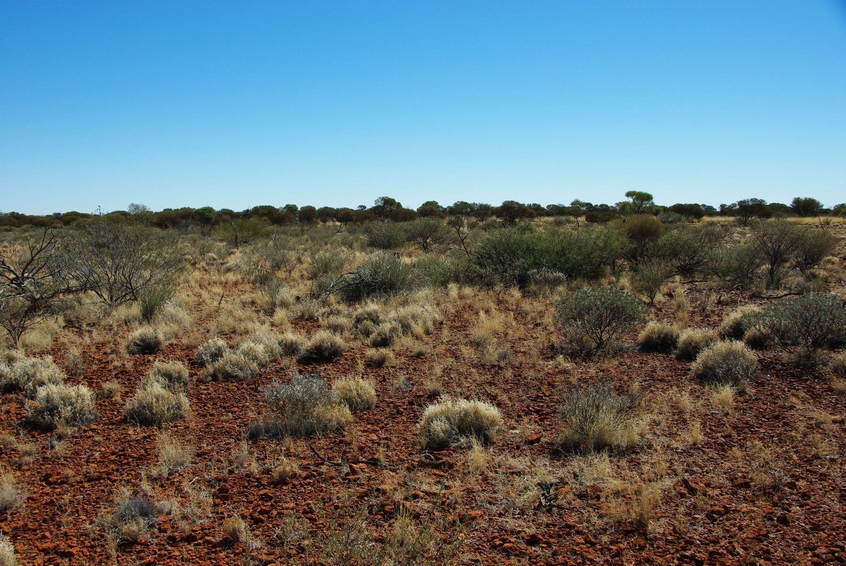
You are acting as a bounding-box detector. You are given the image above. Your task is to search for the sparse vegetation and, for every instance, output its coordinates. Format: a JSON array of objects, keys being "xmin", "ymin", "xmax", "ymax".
[
  {"xmin": 555, "ymin": 286, "xmax": 644, "ymax": 354},
  {"xmin": 637, "ymin": 321, "xmax": 679, "ymax": 353},
  {"xmin": 126, "ymin": 327, "xmax": 162, "ymax": 355},
  {"xmin": 692, "ymin": 341, "xmax": 758, "ymax": 387},
  {"xmin": 557, "ymin": 381, "xmax": 644, "ymax": 453},
  {"xmin": 25, "ymin": 383, "xmax": 98, "ymax": 430},
  {"xmin": 332, "ymin": 377, "xmax": 377, "ymax": 411},
  {"xmin": 418, "ymin": 398, "xmax": 503, "ymax": 449},
  {"xmin": 124, "ymin": 378, "xmax": 190, "ymax": 425}
]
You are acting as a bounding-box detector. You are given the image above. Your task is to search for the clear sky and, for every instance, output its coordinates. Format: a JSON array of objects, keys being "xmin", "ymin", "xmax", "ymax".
[{"xmin": 1, "ymin": 1, "xmax": 845, "ymax": 215}]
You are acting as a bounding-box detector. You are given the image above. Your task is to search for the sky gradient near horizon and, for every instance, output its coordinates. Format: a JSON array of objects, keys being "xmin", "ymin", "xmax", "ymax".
[{"xmin": 2, "ymin": 1, "xmax": 845, "ymax": 215}]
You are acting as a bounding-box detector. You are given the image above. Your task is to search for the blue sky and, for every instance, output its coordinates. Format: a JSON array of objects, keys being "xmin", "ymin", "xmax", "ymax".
[{"xmin": 1, "ymin": 1, "xmax": 845, "ymax": 215}]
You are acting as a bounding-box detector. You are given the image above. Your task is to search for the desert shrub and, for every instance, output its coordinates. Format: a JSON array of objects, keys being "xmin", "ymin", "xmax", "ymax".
[
  {"xmin": 557, "ymin": 381, "xmax": 643, "ymax": 453},
  {"xmin": 365, "ymin": 348, "xmax": 395, "ymax": 368},
  {"xmin": 710, "ymin": 243, "xmax": 762, "ymax": 289},
  {"xmin": 205, "ymin": 351, "xmax": 261, "ymax": 381},
  {"xmin": 148, "ymin": 360, "xmax": 190, "ymax": 390},
  {"xmin": 106, "ymin": 492, "xmax": 159, "ymax": 542},
  {"xmin": 749, "ymin": 220, "xmax": 802, "ymax": 289},
  {"xmin": 60, "ymin": 220, "xmax": 182, "ymax": 306},
  {"xmin": 620, "ymin": 214, "xmax": 664, "ymax": 260},
  {"xmin": 332, "ymin": 377, "xmax": 377, "ymax": 411},
  {"xmin": 124, "ymin": 378, "xmax": 190, "ymax": 425},
  {"xmin": 26, "ymin": 383, "xmax": 98, "ymax": 430},
  {"xmin": 831, "ymin": 351, "xmax": 846, "ymax": 379},
  {"xmin": 555, "ymin": 287, "xmax": 644, "ymax": 354},
  {"xmin": 404, "ymin": 218, "xmax": 448, "ymax": 251},
  {"xmin": 414, "ymin": 254, "xmax": 480, "ymax": 287},
  {"xmin": 793, "ymin": 228, "xmax": 838, "ymax": 273},
  {"xmin": 126, "ymin": 327, "xmax": 162, "ymax": 355},
  {"xmin": 307, "ymin": 250, "xmax": 348, "ymax": 280},
  {"xmin": 472, "ymin": 227, "xmax": 545, "ymax": 287},
  {"xmin": 752, "ymin": 293, "xmax": 846, "ymax": 355},
  {"xmin": 195, "ymin": 337, "xmax": 228, "ymax": 367},
  {"xmin": 335, "ymin": 253, "xmax": 415, "ymax": 302},
  {"xmin": 637, "ymin": 322, "xmax": 679, "ymax": 353},
  {"xmin": 322, "ymin": 315, "xmax": 352, "ymax": 334},
  {"xmin": 365, "ymin": 223, "xmax": 408, "ymax": 250},
  {"xmin": 675, "ymin": 328, "xmax": 718, "ymax": 361},
  {"xmin": 299, "ymin": 331, "xmax": 346, "ymax": 363},
  {"xmin": 742, "ymin": 327, "xmax": 774, "ymax": 350},
  {"xmin": 139, "ymin": 285, "xmax": 174, "ymax": 323},
  {"xmin": 251, "ymin": 373, "xmax": 352, "ymax": 438},
  {"xmin": 236, "ymin": 333, "xmax": 281, "ymax": 367},
  {"xmin": 692, "ymin": 341, "xmax": 758, "ymax": 387},
  {"xmin": 719, "ymin": 305, "xmax": 761, "ymax": 339},
  {"xmin": 0, "ymin": 534, "xmax": 20, "ymax": 566},
  {"xmin": 0, "ymin": 473, "xmax": 24, "ymax": 513},
  {"xmin": 630, "ymin": 259, "xmax": 672, "ymax": 304},
  {"xmin": 418, "ymin": 398, "xmax": 503, "ymax": 450},
  {"xmin": 647, "ymin": 228, "xmax": 717, "ymax": 276},
  {"xmin": 552, "ymin": 226, "xmax": 625, "ymax": 280},
  {"xmin": 368, "ymin": 322, "xmax": 402, "ymax": 348},
  {"xmin": 0, "ymin": 355, "xmax": 65, "ymax": 396},
  {"xmin": 277, "ymin": 332, "xmax": 306, "ymax": 356}
]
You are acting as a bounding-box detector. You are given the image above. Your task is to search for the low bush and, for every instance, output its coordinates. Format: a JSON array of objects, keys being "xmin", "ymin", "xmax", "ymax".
[
  {"xmin": 365, "ymin": 223, "xmax": 408, "ymax": 250},
  {"xmin": 124, "ymin": 378, "xmax": 190, "ymax": 425},
  {"xmin": 0, "ymin": 356, "xmax": 65, "ymax": 396},
  {"xmin": 364, "ymin": 348, "xmax": 395, "ymax": 368},
  {"xmin": 692, "ymin": 341, "xmax": 758, "ymax": 387},
  {"xmin": 126, "ymin": 327, "xmax": 162, "ymax": 355},
  {"xmin": 250, "ymin": 373, "xmax": 352, "ymax": 438},
  {"xmin": 332, "ymin": 377, "xmax": 377, "ymax": 411},
  {"xmin": 148, "ymin": 360, "xmax": 190, "ymax": 390},
  {"xmin": 205, "ymin": 351, "xmax": 261, "ymax": 381},
  {"xmin": 630, "ymin": 259, "xmax": 672, "ymax": 305},
  {"xmin": 719, "ymin": 305, "xmax": 761, "ymax": 339},
  {"xmin": 25, "ymin": 383, "xmax": 98, "ymax": 430},
  {"xmin": 557, "ymin": 381, "xmax": 643, "ymax": 453},
  {"xmin": 675, "ymin": 328, "xmax": 718, "ymax": 361},
  {"xmin": 831, "ymin": 351, "xmax": 846, "ymax": 379},
  {"xmin": 0, "ymin": 534, "xmax": 19, "ymax": 566},
  {"xmin": 751, "ymin": 294, "xmax": 846, "ymax": 355},
  {"xmin": 0, "ymin": 473, "xmax": 24, "ymax": 513},
  {"xmin": 637, "ymin": 322, "xmax": 679, "ymax": 353},
  {"xmin": 335, "ymin": 253, "xmax": 416, "ymax": 302},
  {"xmin": 195, "ymin": 337, "xmax": 228, "ymax": 367},
  {"xmin": 368, "ymin": 322, "xmax": 402, "ymax": 348},
  {"xmin": 555, "ymin": 287, "xmax": 644, "ymax": 354},
  {"xmin": 277, "ymin": 332, "xmax": 306, "ymax": 356},
  {"xmin": 106, "ymin": 491, "xmax": 159, "ymax": 543},
  {"xmin": 417, "ymin": 398, "xmax": 503, "ymax": 450},
  {"xmin": 298, "ymin": 331, "xmax": 346, "ymax": 364}
]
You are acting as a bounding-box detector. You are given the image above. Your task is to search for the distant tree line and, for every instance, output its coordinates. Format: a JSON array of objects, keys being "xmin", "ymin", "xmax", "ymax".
[{"xmin": 1, "ymin": 193, "xmax": 843, "ymax": 231}]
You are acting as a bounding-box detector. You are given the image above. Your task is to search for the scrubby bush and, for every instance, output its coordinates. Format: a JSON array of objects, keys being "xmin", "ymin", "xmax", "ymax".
[
  {"xmin": 555, "ymin": 287, "xmax": 644, "ymax": 354},
  {"xmin": 250, "ymin": 373, "xmax": 352, "ymax": 438},
  {"xmin": 299, "ymin": 331, "xmax": 346, "ymax": 363},
  {"xmin": 637, "ymin": 322, "xmax": 679, "ymax": 353},
  {"xmin": 831, "ymin": 351, "xmax": 846, "ymax": 379},
  {"xmin": 648, "ymin": 227, "xmax": 718, "ymax": 276},
  {"xmin": 719, "ymin": 305, "xmax": 761, "ymax": 339},
  {"xmin": 749, "ymin": 220, "xmax": 801, "ymax": 289},
  {"xmin": 675, "ymin": 328, "xmax": 718, "ymax": 361},
  {"xmin": 124, "ymin": 378, "xmax": 190, "ymax": 425},
  {"xmin": 620, "ymin": 214, "xmax": 664, "ymax": 260},
  {"xmin": 365, "ymin": 222, "xmax": 409, "ymax": 250},
  {"xmin": 417, "ymin": 398, "xmax": 503, "ymax": 450},
  {"xmin": 710, "ymin": 243, "xmax": 762, "ymax": 289},
  {"xmin": 335, "ymin": 253, "xmax": 415, "ymax": 302},
  {"xmin": 0, "ymin": 355, "xmax": 65, "ymax": 396},
  {"xmin": 277, "ymin": 332, "xmax": 306, "ymax": 356},
  {"xmin": 0, "ymin": 474, "xmax": 23, "ymax": 513},
  {"xmin": 106, "ymin": 491, "xmax": 159, "ymax": 543},
  {"xmin": 630, "ymin": 259, "xmax": 672, "ymax": 305},
  {"xmin": 692, "ymin": 341, "xmax": 757, "ymax": 387},
  {"xmin": 205, "ymin": 351, "xmax": 261, "ymax": 381},
  {"xmin": 126, "ymin": 327, "xmax": 162, "ymax": 355},
  {"xmin": 368, "ymin": 322, "xmax": 402, "ymax": 348},
  {"xmin": 557, "ymin": 381, "xmax": 643, "ymax": 453},
  {"xmin": 364, "ymin": 348, "xmax": 395, "ymax": 368},
  {"xmin": 148, "ymin": 360, "xmax": 190, "ymax": 390},
  {"xmin": 751, "ymin": 293, "xmax": 846, "ymax": 356},
  {"xmin": 195, "ymin": 337, "xmax": 228, "ymax": 367},
  {"xmin": 332, "ymin": 377, "xmax": 377, "ymax": 411},
  {"xmin": 794, "ymin": 228, "xmax": 838, "ymax": 273},
  {"xmin": 25, "ymin": 383, "xmax": 98, "ymax": 430}
]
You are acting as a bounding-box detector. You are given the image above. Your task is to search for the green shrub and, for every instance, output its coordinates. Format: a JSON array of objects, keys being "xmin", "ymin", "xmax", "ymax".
[
  {"xmin": 555, "ymin": 287, "xmax": 644, "ymax": 354},
  {"xmin": 557, "ymin": 381, "xmax": 643, "ymax": 453},
  {"xmin": 749, "ymin": 220, "xmax": 801, "ymax": 289},
  {"xmin": 691, "ymin": 341, "xmax": 757, "ymax": 387},
  {"xmin": 547, "ymin": 226, "xmax": 624, "ymax": 281},
  {"xmin": 675, "ymin": 328, "xmax": 718, "ymax": 361},
  {"xmin": 647, "ymin": 228, "xmax": 715, "ymax": 276},
  {"xmin": 637, "ymin": 322, "xmax": 679, "ymax": 353},
  {"xmin": 630, "ymin": 259, "xmax": 672, "ymax": 305},
  {"xmin": 26, "ymin": 383, "xmax": 98, "ymax": 430},
  {"xmin": 335, "ymin": 253, "xmax": 415, "ymax": 302},
  {"xmin": 710, "ymin": 243, "xmax": 762, "ymax": 289},
  {"xmin": 365, "ymin": 223, "xmax": 408, "ymax": 250},
  {"xmin": 417, "ymin": 398, "xmax": 503, "ymax": 450},
  {"xmin": 472, "ymin": 227, "xmax": 545, "ymax": 287},
  {"xmin": 793, "ymin": 229, "xmax": 838, "ymax": 273},
  {"xmin": 752, "ymin": 294, "xmax": 846, "ymax": 354},
  {"xmin": 719, "ymin": 305, "xmax": 761, "ymax": 339},
  {"xmin": 620, "ymin": 214, "xmax": 664, "ymax": 260},
  {"xmin": 139, "ymin": 285, "xmax": 174, "ymax": 323}
]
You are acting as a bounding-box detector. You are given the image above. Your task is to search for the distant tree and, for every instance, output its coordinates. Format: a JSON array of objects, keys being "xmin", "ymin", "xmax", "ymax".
[
  {"xmin": 624, "ymin": 191, "xmax": 655, "ymax": 214},
  {"xmin": 298, "ymin": 205, "xmax": 318, "ymax": 224},
  {"xmin": 497, "ymin": 200, "xmax": 534, "ymax": 223},
  {"xmin": 791, "ymin": 197, "xmax": 824, "ymax": 217},
  {"xmin": 373, "ymin": 196, "xmax": 403, "ymax": 218},
  {"xmin": 417, "ymin": 200, "xmax": 445, "ymax": 217},
  {"xmin": 728, "ymin": 198, "xmax": 771, "ymax": 225},
  {"xmin": 317, "ymin": 206, "xmax": 337, "ymax": 222}
]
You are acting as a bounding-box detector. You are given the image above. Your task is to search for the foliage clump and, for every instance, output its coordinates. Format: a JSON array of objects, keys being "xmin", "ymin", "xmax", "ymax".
[
  {"xmin": 557, "ymin": 381, "xmax": 643, "ymax": 453},
  {"xmin": 692, "ymin": 341, "xmax": 758, "ymax": 388},
  {"xmin": 555, "ymin": 287, "xmax": 644, "ymax": 354},
  {"xmin": 417, "ymin": 398, "xmax": 503, "ymax": 450}
]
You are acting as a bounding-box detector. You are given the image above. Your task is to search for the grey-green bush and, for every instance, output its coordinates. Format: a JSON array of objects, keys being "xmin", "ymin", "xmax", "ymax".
[
  {"xmin": 555, "ymin": 287, "xmax": 644, "ymax": 354},
  {"xmin": 691, "ymin": 341, "xmax": 757, "ymax": 387}
]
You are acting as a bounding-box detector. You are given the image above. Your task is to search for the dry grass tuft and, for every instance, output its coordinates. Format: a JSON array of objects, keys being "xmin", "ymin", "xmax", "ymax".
[
  {"xmin": 0, "ymin": 534, "xmax": 20, "ymax": 566},
  {"xmin": 149, "ymin": 360, "xmax": 190, "ymax": 390},
  {"xmin": 0, "ymin": 473, "xmax": 24, "ymax": 513},
  {"xmin": 557, "ymin": 381, "xmax": 644, "ymax": 453},
  {"xmin": 637, "ymin": 322, "xmax": 679, "ymax": 353},
  {"xmin": 126, "ymin": 327, "xmax": 162, "ymax": 355},
  {"xmin": 124, "ymin": 378, "xmax": 190, "ymax": 425},
  {"xmin": 0, "ymin": 355, "xmax": 65, "ymax": 396},
  {"xmin": 25, "ymin": 383, "xmax": 98, "ymax": 430},
  {"xmin": 719, "ymin": 305, "xmax": 761, "ymax": 340},
  {"xmin": 365, "ymin": 348, "xmax": 396, "ymax": 368},
  {"xmin": 151, "ymin": 433, "xmax": 194, "ymax": 477},
  {"xmin": 675, "ymin": 328, "xmax": 718, "ymax": 361},
  {"xmin": 332, "ymin": 377, "xmax": 377, "ymax": 411},
  {"xmin": 692, "ymin": 341, "xmax": 757, "ymax": 388},
  {"xmin": 418, "ymin": 398, "xmax": 503, "ymax": 450},
  {"xmin": 298, "ymin": 331, "xmax": 346, "ymax": 364},
  {"xmin": 195, "ymin": 337, "xmax": 228, "ymax": 367}
]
